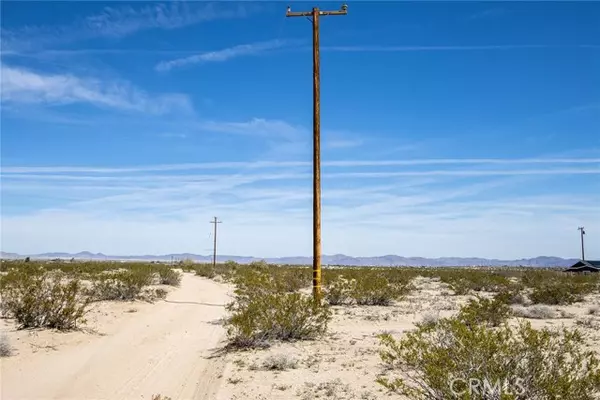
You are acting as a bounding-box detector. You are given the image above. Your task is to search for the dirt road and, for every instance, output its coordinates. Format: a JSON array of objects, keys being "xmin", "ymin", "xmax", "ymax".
[{"xmin": 1, "ymin": 274, "xmax": 231, "ymax": 400}]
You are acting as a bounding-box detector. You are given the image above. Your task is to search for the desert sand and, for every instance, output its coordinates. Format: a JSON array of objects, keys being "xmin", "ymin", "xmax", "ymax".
[
  {"xmin": 216, "ymin": 276, "xmax": 600, "ymax": 400},
  {"xmin": 2, "ymin": 274, "xmax": 599, "ymax": 400},
  {"xmin": 1, "ymin": 273, "xmax": 231, "ymax": 400}
]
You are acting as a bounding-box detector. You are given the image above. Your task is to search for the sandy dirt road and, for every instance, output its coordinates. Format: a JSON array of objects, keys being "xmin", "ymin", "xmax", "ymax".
[{"xmin": 1, "ymin": 274, "xmax": 231, "ymax": 400}]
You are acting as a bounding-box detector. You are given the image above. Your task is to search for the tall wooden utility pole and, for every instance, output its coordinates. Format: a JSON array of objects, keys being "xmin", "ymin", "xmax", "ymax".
[
  {"xmin": 286, "ymin": 3, "xmax": 348, "ymax": 302},
  {"xmin": 211, "ymin": 217, "xmax": 222, "ymax": 267},
  {"xmin": 578, "ymin": 226, "xmax": 586, "ymax": 260}
]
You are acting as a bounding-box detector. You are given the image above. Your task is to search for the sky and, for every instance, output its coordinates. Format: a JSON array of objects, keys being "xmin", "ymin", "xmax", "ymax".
[{"xmin": 1, "ymin": 1, "xmax": 599, "ymax": 260}]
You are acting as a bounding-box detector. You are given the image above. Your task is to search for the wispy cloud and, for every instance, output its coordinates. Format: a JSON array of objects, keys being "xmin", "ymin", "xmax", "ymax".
[
  {"xmin": 3, "ymin": 158, "xmax": 597, "ymax": 174},
  {"xmin": 2, "ymin": 160, "xmax": 598, "ymax": 258},
  {"xmin": 1, "ymin": 2, "xmax": 255, "ymax": 53},
  {"xmin": 155, "ymin": 39, "xmax": 294, "ymax": 71},
  {"xmin": 0, "ymin": 63, "xmax": 192, "ymax": 114}
]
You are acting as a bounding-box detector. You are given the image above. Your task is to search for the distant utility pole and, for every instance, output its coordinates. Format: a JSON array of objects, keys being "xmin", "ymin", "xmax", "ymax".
[
  {"xmin": 211, "ymin": 217, "xmax": 222, "ymax": 268},
  {"xmin": 578, "ymin": 226, "xmax": 586, "ymax": 260},
  {"xmin": 286, "ymin": 3, "xmax": 348, "ymax": 302}
]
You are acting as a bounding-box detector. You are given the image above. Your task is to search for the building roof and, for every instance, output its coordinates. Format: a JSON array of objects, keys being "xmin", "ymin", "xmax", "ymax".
[{"xmin": 564, "ymin": 260, "xmax": 600, "ymax": 272}]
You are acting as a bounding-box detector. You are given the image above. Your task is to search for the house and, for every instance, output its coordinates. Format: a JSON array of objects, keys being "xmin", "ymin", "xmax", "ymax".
[{"xmin": 563, "ymin": 260, "xmax": 600, "ymax": 273}]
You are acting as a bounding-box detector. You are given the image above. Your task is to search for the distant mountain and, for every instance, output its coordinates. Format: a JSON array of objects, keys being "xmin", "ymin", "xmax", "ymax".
[{"xmin": 0, "ymin": 251, "xmax": 579, "ymax": 267}]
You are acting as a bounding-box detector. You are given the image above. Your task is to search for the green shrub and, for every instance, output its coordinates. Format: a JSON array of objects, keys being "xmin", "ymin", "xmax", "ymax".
[
  {"xmin": 439, "ymin": 270, "xmax": 513, "ymax": 295},
  {"xmin": 324, "ymin": 269, "xmax": 411, "ymax": 306},
  {"xmin": 225, "ymin": 291, "xmax": 331, "ymax": 348},
  {"xmin": 224, "ymin": 267, "xmax": 330, "ymax": 348},
  {"xmin": 457, "ymin": 295, "xmax": 512, "ymax": 327},
  {"xmin": 194, "ymin": 264, "xmax": 216, "ymax": 279},
  {"xmin": 523, "ymin": 270, "xmax": 597, "ymax": 306},
  {"xmin": 530, "ymin": 284, "xmax": 578, "ymax": 305},
  {"xmin": 0, "ymin": 268, "xmax": 90, "ymax": 330},
  {"xmin": 324, "ymin": 276, "xmax": 355, "ymax": 305},
  {"xmin": 377, "ymin": 314, "xmax": 600, "ymax": 399},
  {"xmin": 89, "ymin": 269, "xmax": 154, "ymax": 301},
  {"xmin": 157, "ymin": 268, "xmax": 182, "ymax": 287},
  {"xmin": 352, "ymin": 272, "xmax": 408, "ymax": 306}
]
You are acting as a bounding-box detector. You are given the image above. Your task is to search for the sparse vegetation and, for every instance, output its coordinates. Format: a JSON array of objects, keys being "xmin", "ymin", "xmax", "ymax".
[
  {"xmin": 89, "ymin": 269, "xmax": 155, "ymax": 301},
  {"xmin": 261, "ymin": 354, "xmax": 298, "ymax": 370},
  {"xmin": 223, "ymin": 266, "xmax": 331, "ymax": 348},
  {"xmin": 456, "ymin": 294, "xmax": 512, "ymax": 327},
  {"xmin": 150, "ymin": 395, "xmax": 172, "ymax": 400},
  {"xmin": 512, "ymin": 305, "xmax": 557, "ymax": 319},
  {"xmin": 157, "ymin": 267, "xmax": 182, "ymax": 287},
  {"xmin": 0, "ymin": 268, "xmax": 90, "ymax": 330},
  {"xmin": 225, "ymin": 290, "xmax": 331, "ymax": 349},
  {"xmin": 377, "ymin": 307, "xmax": 600, "ymax": 399},
  {"xmin": 324, "ymin": 269, "xmax": 412, "ymax": 306}
]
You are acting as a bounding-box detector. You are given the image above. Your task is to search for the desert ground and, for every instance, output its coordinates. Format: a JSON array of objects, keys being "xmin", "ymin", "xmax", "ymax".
[
  {"xmin": 1, "ymin": 264, "xmax": 600, "ymax": 400},
  {"xmin": 1, "ymin": 273, "xmax": 231, "ymax": 400}
]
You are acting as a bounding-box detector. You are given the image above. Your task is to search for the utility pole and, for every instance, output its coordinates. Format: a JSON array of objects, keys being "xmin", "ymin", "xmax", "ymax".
[
  {"xmin": 578, "ymin": 227, "xmax": 585, "ymax": 260},
  {"xmin": 211, "ymin": 217, "xmax": 222, "ymax": 268},
  {"xmin": 286, "ymin": 3, "xmax": 348, "ymax": 302}
]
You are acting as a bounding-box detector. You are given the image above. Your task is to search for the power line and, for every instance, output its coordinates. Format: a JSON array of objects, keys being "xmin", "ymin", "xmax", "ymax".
[
  {"xmin": 210, "ymin": 217, "xmax": 222, "ymax": 268},
  {"xmin": 286, "ymin": 3, "xmax": 348, "ymax": 302}
]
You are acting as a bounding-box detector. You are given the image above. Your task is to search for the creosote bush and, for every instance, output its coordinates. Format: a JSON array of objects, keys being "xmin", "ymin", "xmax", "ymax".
[
  {"xmin": 523, "ymin": 270, "xmax": 598, "ymax": 306},
  {"xmin": 89, "ymin": 269, "xmax": 155, "ymax": 301},
  {"xmin": 456, "ymin": 294, "xmax": 513, "ymax": 327},
  {"xmin": 225, "ymin": 291, "xmax": 331, "ymax": 349},
  {"xmin": 261, "ymin": 354, "xmax": 299, "ymax": 370},
  {"xmin": 0, "ymin": 268, "xmax": 90, "ymax": 330},
  {"xmin": 439, "ymin": 270, "xmax": 513, "ymax": 295},
  {"xmin": 325, "ymin": 276, "xmax": 355, "ymax": 305},
  {"xmin": 324, "ymin": 269, "xmax": 412, "ymax": 306},
  {"xmin": 377, "ymin": 307, "xmax": 600, "ymax": 399},
  {"xmin": 224, "ymin": 268, "xmax": 330, "ymax": 349},
  {"xmin": 157, "ymin": 267, "xmax": 182, "ymax": 287}
]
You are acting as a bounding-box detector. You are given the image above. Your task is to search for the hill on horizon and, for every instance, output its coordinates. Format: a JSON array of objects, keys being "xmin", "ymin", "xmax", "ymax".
[{"xmin": 0, "ymin": 251, "xmax": 579, "ymax": 267}]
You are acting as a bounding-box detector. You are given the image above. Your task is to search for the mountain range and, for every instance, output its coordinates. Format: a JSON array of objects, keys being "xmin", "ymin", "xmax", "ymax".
[{"xmin": 0, "ymin": 251, "xmax": 579, "ymax": 267}]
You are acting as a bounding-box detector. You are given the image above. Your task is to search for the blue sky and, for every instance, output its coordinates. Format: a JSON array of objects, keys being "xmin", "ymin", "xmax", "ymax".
[{"xmin": 1, "ymin": 1, "xmax": 599, "ymax": 259}]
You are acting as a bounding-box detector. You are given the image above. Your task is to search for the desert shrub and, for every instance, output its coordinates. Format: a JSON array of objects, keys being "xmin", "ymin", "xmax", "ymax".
[
  {"xmin": 89, "ymin": 269, "xmax": 154, "ymax": 301},
  {"xmin": 276, "ymin": 267, "xmax": 311, "ymax": 292},
  {"xmin": 225, "ymin": 291, "xmax": 331, "ymax": 348},
  {"xmin": 522, "ymin": 271, "xmax": 597, "ymax": 306},
  {"xmin": 512, "ymin": 305, "xmax": 557, "ymax": 319},
  {"xmin": 497, "ymin": 285, "xmax": 529, "ymax": 305},
  {"xmin": 157, "ymin": 268, "xmax": 182, "ymax": 287},
  {"xmin": 153, "ymin": 288, "xmax": 168, "ymax": 300},
  {"xmin": 261, "ymin": 354, "xmax": 298, "ymax": 370},
  {"xmin": 225, "ymin": 268, "xmax": 331, "ymax": 349},
  {"xmin": 194, "ymin": 264, "xmax": 216, "ymax": 279},
  {"xmin": 440, "ymin": 270, "xmax": 512, "ymax": 295},
  {"xmin": 377, "ymin": 314, "xmax": 600, "ymax": 399},
  {"xmin": 324, "ymin": 269, "xmax": 411, "ymax": 306},
  {"xmin": 0, "ymin": 334, "xmax": 14, "ymax": 357},
  {"xmin": 456, "ymin": 295, "xmax": 512, "ymax": 327},
  {"xmin": 0, "ymin": 268, "xmax": 90, "ymax": 330},
  {"xmin": 530, "ymin": 283, "xmax": 581, "ymax": 305},
  {"xmin": 352, "ymin": 272, "xmax": 408, "ymax": 306},
  {"xmin": 325, "ymin": 276, "xmax": 355, "ymax": 305},
  {"xmin": 416, "ymin": 312, "xmax": 441, "ymax": 329},
  {"xmin": 150, "ymin": 395, "xmax": 172, "ymax": 400}
]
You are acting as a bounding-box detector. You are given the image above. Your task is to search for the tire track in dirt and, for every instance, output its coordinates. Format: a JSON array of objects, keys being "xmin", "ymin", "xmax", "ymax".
[{"xmin": 1, "ymin": 274, "xmax": 231, "ymax": 400}]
